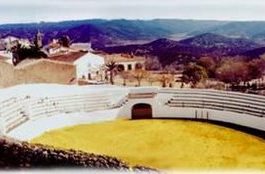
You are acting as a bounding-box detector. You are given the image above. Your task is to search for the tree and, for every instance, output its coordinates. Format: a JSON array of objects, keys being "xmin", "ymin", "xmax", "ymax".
[
  {"xmin": 197, "ymin": 57, "xmax": 216, "ymax": 78},
  {"xmin": 11, "ymin": 43, "xmax": 48, "ymax": 66},
  {"xmin": 147, "ymin": 75, "xmax": 158, "ymax": 86},
  {"xmin": 119, "ymin": 71, "xmax": 131, "ymax": 86},
  {"xmin": 215, "ymin": 59, "xmax": 249, "ymax": 86},
  {"xmin": 59, "ymin": 35, "xmax": 71, "ymax": 47},
  {"xmin": 105, "ymin": 60, "xmax": 117, "ymax": 85},
  {"xmin": 144, "ymin": 56, "xmax": 162, "ymax": 71},
  {"xmin": 132, "ymin": 69, "xmax": 148, "ymax": 86},
  {"xmin": 182, "ymin": 63, "xmax": 208, "ymax": 88},
  {"xmin": 159, "ymin": 75, "xmax": 167, "ymax": 88},
  {"xmin": 164, "ymin": 65, "xmax": 176, "ymax": 74},
  {"xmin": 159, "ymin": 74, "xmax": 174, "ymax": 88},
  {"xmin": 248, "ymin": 59, "xmax": 265, "ymax": 81}
]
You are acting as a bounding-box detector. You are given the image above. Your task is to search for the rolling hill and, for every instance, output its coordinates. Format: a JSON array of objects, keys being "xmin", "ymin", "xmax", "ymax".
[
  {"xmin": 242, "ymin": 47, "xmax": 265, "ymax": 58},
  {"xmin": 101, "ymin": 33, "xmax": 263, "ymax": 66},
  {"xmin": 1, "ymin": 19, "xmax": 265, "ymax": 65},
  {"xmin": 0, "ymin": 19, "xmax": 242, "ymax": 47}
]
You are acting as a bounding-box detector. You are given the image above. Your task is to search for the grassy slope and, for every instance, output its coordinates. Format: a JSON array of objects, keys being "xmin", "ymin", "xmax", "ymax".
[{"xmin": 31, "ymin": 120, "xmax": 265, "ymax": 170}]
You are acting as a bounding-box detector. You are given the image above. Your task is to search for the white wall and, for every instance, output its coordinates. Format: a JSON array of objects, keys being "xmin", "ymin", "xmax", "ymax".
[
  {"xmin": 117, "ymin": 88, "xmax": 265, "ymax": 131},
  {"xmin": 74, "ymin": 53, "xmax": 105, "ymax": 79},
  {"xmin": 0, "ymin": 84, "xmax": 127, "ymax": 135},
  {"xmin": 0, "ymin": 85, "xmax": 264, "ymax": 140}
]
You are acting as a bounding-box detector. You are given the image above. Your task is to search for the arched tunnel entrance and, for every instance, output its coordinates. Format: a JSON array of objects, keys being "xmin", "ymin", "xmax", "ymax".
[{"xmin": 131, "ymin": 103, "xmax": 152, "ymax": 119}]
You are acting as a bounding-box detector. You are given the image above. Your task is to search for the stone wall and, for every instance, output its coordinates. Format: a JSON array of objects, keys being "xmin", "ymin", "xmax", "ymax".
[
  {"xmin": 0, "ymin": 60, "xmax": 15, "ymax": 88},
  {"xmin": 0, "ymin": 136, "xmax": 157, "ymax": 171},
  {"xmin": 0, "ymin": 136, "xmax": 128, "ymax": 169},
  {"xmin": 0, "ymin": 59, "xmax": 76, "ymax": 88}
]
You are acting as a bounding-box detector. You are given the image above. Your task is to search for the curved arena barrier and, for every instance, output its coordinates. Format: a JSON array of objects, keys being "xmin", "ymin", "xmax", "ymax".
[
  {"xmin": 118, "ymin": 88, "xmax": 265, "ymax": 132},
  {"xmin": 0, "ymin": 84, "xmax": 264, "ymax": 140},
  {"xmin": 0, "ymin": 84, "xmax": 128, "ymax": 139}
]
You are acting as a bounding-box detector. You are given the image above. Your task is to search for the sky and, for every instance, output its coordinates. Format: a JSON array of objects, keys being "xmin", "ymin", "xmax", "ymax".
[{"xmin": 1, "ymin": 0, "xmax": 265, "ymax": 24}]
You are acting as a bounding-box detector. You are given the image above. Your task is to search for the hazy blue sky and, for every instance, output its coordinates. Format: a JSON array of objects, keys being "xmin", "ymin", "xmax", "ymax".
[{"xmin": 1, "ymin": 0, "xmax": 265, "ymax": 24}]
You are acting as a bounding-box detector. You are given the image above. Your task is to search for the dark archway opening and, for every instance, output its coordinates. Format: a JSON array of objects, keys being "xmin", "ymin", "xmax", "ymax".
[
  {"xmin": 131, "ymin": 103, "xmax": 152, "ymax": 119},
  {"xmin": 117, "ymin": 64, "xmax": 125, "ymax": 72}
]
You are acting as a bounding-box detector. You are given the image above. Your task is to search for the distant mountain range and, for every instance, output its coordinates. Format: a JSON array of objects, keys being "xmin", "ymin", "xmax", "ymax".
[
  {"xmin": 1, "ymin": 19, "xmax": 265, "ymax": 46},
  {"xmin": 1, "ymin": 19, "xmax": 265, "ymax": 65},
  {"xmin": 101, "ymin": 33, "xmax": 264, "ymax": 65}
]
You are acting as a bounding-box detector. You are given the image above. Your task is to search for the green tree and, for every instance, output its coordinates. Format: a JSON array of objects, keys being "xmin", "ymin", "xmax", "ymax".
[
  {"xmin": 182, "ymin": 63, "xmax": 208, "ymax": 88},
  {"xmin": 11, "ymin": 44, "xmax": 47, "ymax": 66}
]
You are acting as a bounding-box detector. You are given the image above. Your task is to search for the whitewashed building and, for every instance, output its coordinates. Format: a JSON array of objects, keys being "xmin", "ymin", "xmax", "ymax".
[{"xmin": 73, "ymin": 52, "xmax": 105, "ymax": 80}]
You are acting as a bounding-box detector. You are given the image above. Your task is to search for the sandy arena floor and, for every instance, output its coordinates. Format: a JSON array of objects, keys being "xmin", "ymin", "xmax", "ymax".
[{"xmin": 31, "ymin": 119, "xmax": 265, "ymax": 170}]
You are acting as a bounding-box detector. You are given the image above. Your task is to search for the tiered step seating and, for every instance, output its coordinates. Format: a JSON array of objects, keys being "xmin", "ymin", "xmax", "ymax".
[
  {"xmin": 28, "ymin": 93, "xmax": 111, "ymax": 120},
  {"xmin": 0, "ymin": 97, "xmax": 29, "ymax": 133},
  {"xmin": 28, "ymin": 97, "xmax": 60, "ymax": 120},
  {"xmin": 111, "ymin": 95, "xmax": 129, "ymax": 109},
  {"xmin": 162, "ymin": 89, "xmax": 265, "ymax": 118}
]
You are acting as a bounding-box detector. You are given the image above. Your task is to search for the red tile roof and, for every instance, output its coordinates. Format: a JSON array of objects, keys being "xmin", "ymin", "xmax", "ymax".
[{"xmin": 48, "ymin": 51, "xmax": 87, "ymax": 63}]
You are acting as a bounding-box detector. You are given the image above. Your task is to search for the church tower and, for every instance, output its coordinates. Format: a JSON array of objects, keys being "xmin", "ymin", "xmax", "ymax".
[{"xmin": 34, "ymin": 30, "xmax": 43, "ymax": 48}]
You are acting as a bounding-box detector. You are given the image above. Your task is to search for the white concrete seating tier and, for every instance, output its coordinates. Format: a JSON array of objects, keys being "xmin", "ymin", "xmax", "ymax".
[
  {"xmin": 1, "ymin": 84, "xmax": 265, "ymax": 136},
  {"xmin": 111, "ymin": 95, "xmax": 129, "ymax": 109},
  {"xmin": 0, "ymin": 97, "xmax": 29, "ymax": 133},
  {"xmin": 28, "ymin": 93, "xmax": 112, "ymax": 120},
  {"xmin": 0, "ymin": 90, "xmax": 113, "ymax": 134},
  {"xmin": 161, "ymin": 89, "xmax": 265, "ymax": 118},
  {"xmin": 108, "ymin": 90, "xmax": 129, "ymax": 108},
  {"xmin": 161, "ymin": 89, "xmax": 265, "ymax": 102}
]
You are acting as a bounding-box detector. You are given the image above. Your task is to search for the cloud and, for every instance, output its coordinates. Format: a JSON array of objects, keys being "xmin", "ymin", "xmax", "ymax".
[{"xmin": 0, "ymin": 0, "xmax": 265, "ymax": 24}]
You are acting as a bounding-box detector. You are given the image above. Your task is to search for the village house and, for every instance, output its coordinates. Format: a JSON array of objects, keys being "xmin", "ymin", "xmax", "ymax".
[
  {"xmin": 0, "ymin": 36, "xmax": 31, "ymax": 52},
  {"xmin": 0, "ymin": 50, "xmax": 106, "ymax": 88},
  {"xmin": 0, "ymin": 33, "xmax": 105, "ymax": 87},
  {"xmin": 47, "ymin": 51, "xmax": 105, "ymax": 81},
  {"xmin": 45, "ymin": 38, "xmax": 93, "ymax": 55},
  {"xmin": 103, "ymin": 53, "xmax": 146, "ymax": 71}
]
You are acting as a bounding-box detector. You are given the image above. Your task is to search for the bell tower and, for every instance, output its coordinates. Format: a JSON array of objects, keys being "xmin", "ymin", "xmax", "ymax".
[{"xmin": 35, "ymin": 30, "xmax": 43, "ymax": 48}]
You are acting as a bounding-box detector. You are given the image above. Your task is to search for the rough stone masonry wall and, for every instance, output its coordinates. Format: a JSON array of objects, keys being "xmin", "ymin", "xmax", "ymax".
[
  {"xmin": 14, "ymin": 59, "xmax": 76, "ymax": 85},
  {"xmin": 0, "ymin": 137, "xmax": 158, "ymax": 172},
  {"xmin": 0, "ymin": 59, "xmax": 76, "ymax": 88},
  {"xmin": 0, "ymin": 61, "xmax": 15, "ymax": 88}
]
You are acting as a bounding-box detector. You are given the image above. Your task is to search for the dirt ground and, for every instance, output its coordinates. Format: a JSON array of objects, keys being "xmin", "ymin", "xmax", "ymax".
[{"xmin": 31, "ymin": 119, "xmax": 265, "ymax": 170}]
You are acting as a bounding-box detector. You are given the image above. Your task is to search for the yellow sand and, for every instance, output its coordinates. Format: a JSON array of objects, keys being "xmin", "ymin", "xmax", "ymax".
[{"xmin": 31, "ymin": 120, "xmax": 265, "ymax": 170}]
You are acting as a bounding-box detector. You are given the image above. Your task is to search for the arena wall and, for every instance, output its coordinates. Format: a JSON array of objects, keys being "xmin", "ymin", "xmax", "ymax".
[
  {"xmin": 118, "ymin": 88, "xmax": 265, "ymax": 131},
  {"xmin": 0, "ymin": 85, "xmax": 264, "ymax": 141}
]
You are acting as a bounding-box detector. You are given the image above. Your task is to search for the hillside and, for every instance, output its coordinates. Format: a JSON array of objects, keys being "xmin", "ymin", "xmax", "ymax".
[
  {"xmin": 101, "ymin": 34, "xmax": 263, "ymax": 66},
  {"xmin": 1, "ymin": 19, "xmax": 265, "ymax": 65},
  {"xmin": 189, "ymin": 21, "xmax": 265, "ymax": 44},
  {"xmin": 242, "ymin": 47, "xmax": 265, "ymax": 58},
  {"xmin": 1, "ymin": 19, "xmax": 265, "ymax": 46},
  {"xmin": 179, "ymin": 33, "xmax": 261, "ymax": 56}
]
